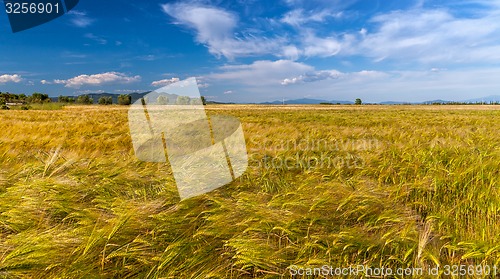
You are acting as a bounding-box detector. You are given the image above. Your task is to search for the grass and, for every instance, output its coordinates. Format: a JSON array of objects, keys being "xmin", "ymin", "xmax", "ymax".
[
  {"xmin": 5, "ymin": 103, "xmax": 66, "ymax": 111},
  {"xmin": 0, "ymin": 105, "xmax": 499, "ymax": 278}
]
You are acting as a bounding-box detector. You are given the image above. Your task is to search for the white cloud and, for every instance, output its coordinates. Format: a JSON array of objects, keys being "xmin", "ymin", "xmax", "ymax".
[
  {"xmin": 274, "ymin": 67, "xmax": 500, "ymax": 103},
  {"xmin": 281, "ymin": 9, "xmax": 343, "ymax": 26},
  {"xmin": 40, "ymin": 80, "xmax": 50, "ymax": 85},
  {"xmin": 223, "ymin": 90, "xmax": 234, "ymax": 94},
  {"xmin": 76, "ymin": 89, "xmax": 105, "ymax": 94},
  {"xmin": 161, "ymin": 3, "xmax": 284, "ymax": 60},
  {"xmin": 137, "ymin": 55, "xmax": 159, "ymax": 61},
  {"xmin": 151, "ymin": 77, "xmax": 180, "ymax": 87},
  {"xmin": 54, "ymin": 72, "xmax": 141, "ymax": 88},
  {"xmin": 159, "ymin": 0, "xmax": 500, "ymax": 64},
  {"xmin": 114, "ymin": 89, "xmax": 146, "ymax": 93},
  {"xmin": 68, "ymin": 11, "xmax": 94, "ymax": 28},
  {"xmin": 161, "ymin": 3, "xmax": 347, "ymax": 60},
  {"xmin": 350, "ymin": 6, "xmax": 500, "ymax": 64},
  {"xmin": 200, "ymin": 57, "xmax": 500, "ymax": 103},
  {"xmin": 302, "ymin": 32, "xmax": 342, "ymax": 57},
  {"xmin": 283, "ymin": 0, "xmax": 360, "ymax": 10},
  {"xmin": 281, "ymin": 69, "xmax": 389, "ymax": 85},
  {"xmin": 0, "ymin": 74, "xmax": 22, "ymax": 84},
  {"xmin": 282, "ymin": 45, "xmax": 301, "ymax": 60},
  {"xmin": 210, "ymin": 60, "xmax": 313, "ymax": 85},
  {"xmin": 281, "ymin": 70, "xmax": 341, "ymax": 85},
  {"xmin": 84, "ymin": 33, "xmax": 107, "ymax": 45}
]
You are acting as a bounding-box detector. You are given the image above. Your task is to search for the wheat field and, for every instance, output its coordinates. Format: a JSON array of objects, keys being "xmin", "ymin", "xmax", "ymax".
[{"xmin": 0, "ymin": 105, "xmax": 499, "ymax": 278}]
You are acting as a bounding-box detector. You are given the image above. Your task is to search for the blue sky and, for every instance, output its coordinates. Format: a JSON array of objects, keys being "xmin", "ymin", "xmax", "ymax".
[{"xmin": 1, "ymin": 0, "xmax": 500, "ymax": 102}]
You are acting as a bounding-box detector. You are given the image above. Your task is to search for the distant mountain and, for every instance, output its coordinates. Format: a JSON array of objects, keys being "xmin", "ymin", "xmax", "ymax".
[
  {"xmin": 261, "ymin": 98, "xmax": 353, "ymax": 104},
  {"xmin": 262, "ymin": 96, "xmax": 500, "ymax": 105},
  {"xmin": 51, "ymin": 93, "xmax": 500, "ymax": 105},
  {"xmin": 379, "ymin": 101, "xmax": 412, "ymax": 105},
  {"xmin": 206, "ymin": 100, "xmax": 235, "ymax": 104},
  {"xmin": 462, "ymin": 95, "xmax": 500, "ymax": 103},
  {"xmin": 420, "ymin": 99, "xmax": 454, "ymax": 104},
  {"xmin": 381, "ymin": 97, "xmax": 500, "ymax": 105}
]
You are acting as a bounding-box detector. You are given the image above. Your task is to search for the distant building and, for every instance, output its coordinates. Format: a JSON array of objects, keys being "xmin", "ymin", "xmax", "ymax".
[{"xmin": 5, "ymin": 102, "xmax": 25, "ymax": 106}]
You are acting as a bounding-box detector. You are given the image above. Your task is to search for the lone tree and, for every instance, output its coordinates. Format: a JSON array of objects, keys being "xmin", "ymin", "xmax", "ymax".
[
  {"xmin": 118, "ymin": 94, "xmax": 132, "ymax": 105},
  {"xmin": 201, "ymin": 96, "xmax": 207, "ymax": 105},
  {"xmin": 157, "ymin": 95, "xmax": 168, "ymax": 105},
  {"xmin": 355, "ymin": 98, "xmax": 362, "ymax": 105}
]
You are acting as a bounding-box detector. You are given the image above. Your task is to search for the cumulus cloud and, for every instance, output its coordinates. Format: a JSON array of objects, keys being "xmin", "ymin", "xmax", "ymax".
[
  {"xmin": 0, "ymin": 74, "xmax": 22, "ymax": 84},
  {"xmin": 151, "ymin": 77, "xmax": 180, "ymax": 87},
  {"xmin": 274, "ymin": 67, "xmax": 500, "ymax": 103},
  {"xmin": 281, "ymin": 69, "xmax": 389, "ymax": 85},
  {"xmin": 210, "ymin": 60, "xmax": 313, "ymax": 85},
  {"xmin": 161, "ymin": 2, "xmax": 348, "ymax": 60},
  {"xmin": 201, "ymin": 57, "xmax": 500, "ymax": 103},
  {"xmin": 161, "ymin": 3, "xmax": 284, "ymax": 60},
  {"xmin": 281, "ymin": 70, "xmax": 341, "ymax": 85},
  {"xmin": 54, "ymin": 72, "xmax": 141, "ymax": 88}
]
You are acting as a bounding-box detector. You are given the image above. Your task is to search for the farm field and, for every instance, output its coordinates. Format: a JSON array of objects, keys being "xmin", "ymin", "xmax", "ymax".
[{"xmin": 0, "ymin": 105, "xmax": 499, "ymax": 278}]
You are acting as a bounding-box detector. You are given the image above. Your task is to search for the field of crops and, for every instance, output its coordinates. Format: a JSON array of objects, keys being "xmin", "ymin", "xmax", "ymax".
[{"xmin": 0, "ymin": 105, "xmax": 499, "ymax": 278}]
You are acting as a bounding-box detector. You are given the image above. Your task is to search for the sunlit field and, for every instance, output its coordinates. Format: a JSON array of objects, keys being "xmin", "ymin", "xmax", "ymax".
[{"xmin": 0, "ymin": 105, "xmax": 499, "ymax": 278}]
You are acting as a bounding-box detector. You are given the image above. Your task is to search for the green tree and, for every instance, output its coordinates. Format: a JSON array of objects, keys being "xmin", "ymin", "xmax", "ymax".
[
  {"xmin": 118, "ymin": 94, "xmax": 132, "ymax": 105},
  {"xmin": 58, "ymin": 95, "xmax": 75, "ymax": 103},
  {"xmin": 201, "ymin": 96, "xmax": 207, "ymax": 105},
  {"xmin": 76, "ymin": 95, "xmax": 93, "ymax": 104},
  {"xmin": 190, "ymin": 98, "xmax": 202, "ymax": 105},
  {"xmin": 67, "ymin": 97, "xmax": 75, "ymax": 103},
  {"xmin": 98, "ymin": 96, "xmax": 113, "ymax": 105},
  {"xmin": 157, "ymin": 95, "xmax": 168, "ymax": 105},
  {"xmin": 355, "ymin": 98, "xmax": 362, "ymax": 105},
  {"xmin": 176, "ymin": 96, "xmax": 190, "ymax": 105},
  {"xmin": 28, "ymin": 92, "xmax": 50, "ymax": 103}
]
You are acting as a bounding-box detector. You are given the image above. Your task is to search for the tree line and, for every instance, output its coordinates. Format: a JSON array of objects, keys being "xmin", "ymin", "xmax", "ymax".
[
  {"xmin": 0, "ymin": 92, "xmax": 135, "ymax": 108},
  {"xmin": 1, "ymin": 92, "xmax": 207, "ymax": 110},
  {"xmin": 58, "ymin": 94, "xmax": 132, "ymax": 105}
]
